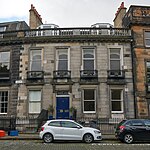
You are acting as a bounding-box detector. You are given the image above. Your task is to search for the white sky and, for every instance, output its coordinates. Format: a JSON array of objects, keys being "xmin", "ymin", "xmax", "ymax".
[{"xmin": 0, "ymin": 0, "xmax": 150, "ymax": 27}]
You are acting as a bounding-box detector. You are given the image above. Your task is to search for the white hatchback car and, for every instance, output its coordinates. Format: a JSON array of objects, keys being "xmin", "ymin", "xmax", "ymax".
[{"xmin": 39, "ymin": 119, "xmax": 102, "ymax": 143}]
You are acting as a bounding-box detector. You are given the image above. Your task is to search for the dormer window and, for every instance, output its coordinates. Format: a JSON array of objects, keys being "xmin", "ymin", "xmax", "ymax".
[{"xmin": 0, "ymin": 26, "xmax": 6, "ymax": 38}]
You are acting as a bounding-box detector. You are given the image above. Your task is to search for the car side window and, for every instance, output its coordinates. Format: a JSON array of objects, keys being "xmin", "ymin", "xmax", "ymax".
[
  {"xmin": 131, "ymin": 120, "xmax": 144, "ymax": 126},
  {"xmin": 144, "ymin": 120, "xmax": 150, "ymax": 127},
  {"xmin": 61, "ymin": 121, "xmax": 78, "ymax": 128},
  {"xmin": 48, "ymin": 121, "xmax": 61, "ymax": 127}
]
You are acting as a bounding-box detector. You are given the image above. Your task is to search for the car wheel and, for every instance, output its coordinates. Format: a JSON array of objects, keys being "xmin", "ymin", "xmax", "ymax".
[
  {"xmin": 124, "ymin": 133, "xmax": 134, "ymax": 144},
  {"xmin": 83, "ymin": 133, "xmax": 94, "ymax": 143},
  {"xmin": 43, "ymin": 133, "xmax": 53, "ymax": 143}
]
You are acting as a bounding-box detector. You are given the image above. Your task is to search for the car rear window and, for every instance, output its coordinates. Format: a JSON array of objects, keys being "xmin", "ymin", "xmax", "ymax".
[{"xmin": 117, "ymin": 120, "xmax": 126, "ymax": 126}]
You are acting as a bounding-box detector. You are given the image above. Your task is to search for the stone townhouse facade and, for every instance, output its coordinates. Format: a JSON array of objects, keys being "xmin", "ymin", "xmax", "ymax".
[
  {"xmin": 114, "ymin": 3, "xmax": 150, "ymax": 118},
  {"xmin": 0, "ymin": 5, "xmax": 135, "ymax": 120},
  {"xmin": 16, "ymin": 26, "xmax": 134, "ymax": 120},
  {"xmin": 0, "ymin": 21, "xmax": 29, "ymax": 116}
]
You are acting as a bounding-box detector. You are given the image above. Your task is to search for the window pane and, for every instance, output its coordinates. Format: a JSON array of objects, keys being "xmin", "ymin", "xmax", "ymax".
[
  {"xmin": 145, "ymin": 31, "xmax": 150, "ymax": 47},
  {"xmin": 112, "ymin": 101, "xmax": 121, "ymax": 111},
  {"xmin": 110, "ymin": 60, "xmax": 120, "ymax": 70},
  {"xmin": 59, "ymin": 54, "xmax": 67, "ymax": 59},
  {"xmin": 1, "ymin": 52, "xmax": 10, "ymax": 62},
  {"xmin": 29, "ymin": 91, "xmax": 41, "ymax": 101},
  {"xmin": 84, "ymin": 60, "xmax": 94, "ymax": 70},
  {"xmin": 84, "ymin": 89, "xmax": 94, "ymax": 100},
  {"xmin": 145, "ymin": 39, "xmax": 150, "ymax": 46},
  {"xmin": 84, "ymin": 101, "xmax": 95, "ymax": 111},
  {"xmin": 0, "ymin": 91, "xmax": 8, "ymax": 113},
  {"xmin": 29, "ymin": 103, "xmax": 41, "ymax": 113},
  {"xmin": 146, "ymin": 62, "xmax": 150, "ymax": 83},
  {"xmin": 31, "ymin": 60, "xmax": 41, "ymax": 71},
  {"xmin": 83, "ymin": 49, "xmax": 95, "ymax": 70},
  {"xmin": 0, "ymin": 27, "xmax": 6, "ymax": 32},
  {"xmin": 57, "ymin": 49, "xmax": 68, "ymax": 70},
  {"xmin": 110, "ymin": 54, "xmax": 120, "ymax": 59},
  {"xmin": 0, "ymin": 52, "xmax": 10, "ymax": 70},
  {"xmin": 30, "ymin": 50, "xmax": 42, "ymax": 71},
  {"xmin": 58, "ymin": 60, "xmax": 68, "ymax": 70},
  {"xmin": 110, "ymin": 49, "xmax": 120, "ymax": 54},
  {"xmin": 145, "ymin": 32, "xmax": 150, "ymax": 38},
  {"xmin": 111, "ymin": 90, "xmax": 121, "ymax": 100},
  {"xmin": 83, "ymin": 49, "xmax": 94, "ymax": 58},
  {"xmin": 110, "ymin": 49, "xmax": 121, "ymax": 70}
]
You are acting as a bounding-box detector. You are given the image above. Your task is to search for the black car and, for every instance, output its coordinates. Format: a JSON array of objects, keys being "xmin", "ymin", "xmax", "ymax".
[{"xmin": 115, "ymin": 119, "xmax": 150, "ymax": 144}]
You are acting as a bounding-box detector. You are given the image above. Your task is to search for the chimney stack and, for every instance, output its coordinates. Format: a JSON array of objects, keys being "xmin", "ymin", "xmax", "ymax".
[
  {"xmin": 29, "ymin": 4, "xmax": 43, "ymax": 29},
  {"xmin": 113, "ymin": 2, "xmax": 127, "ymax": 28}
]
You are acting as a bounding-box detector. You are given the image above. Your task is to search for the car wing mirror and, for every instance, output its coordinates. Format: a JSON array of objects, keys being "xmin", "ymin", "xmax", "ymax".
[{"xmin": 77, "ymin": 125, "xmax": 82, "ymax": 129}]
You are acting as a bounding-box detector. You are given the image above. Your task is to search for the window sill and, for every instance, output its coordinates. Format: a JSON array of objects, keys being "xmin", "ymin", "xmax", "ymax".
[{"xmin": 83, "ymin": 111, "xmax": 96, "ymax": 114}]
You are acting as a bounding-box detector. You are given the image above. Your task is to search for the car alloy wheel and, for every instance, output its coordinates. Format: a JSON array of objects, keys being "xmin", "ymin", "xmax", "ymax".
[
  {"xmin": 43, "ymin": 133, "xmax": 53, "ymax": 143},
  {"xmin": 83, "ymin": 133, "xmax": 94, "ymax": 143},
  {"xmin": 124, "ymin": 133, "xmax": 134, "ymax": 144}
]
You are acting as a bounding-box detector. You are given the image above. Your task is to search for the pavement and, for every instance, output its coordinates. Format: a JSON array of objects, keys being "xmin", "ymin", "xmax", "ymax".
[{"xmin": 0, "ymin": 132, "xmax": 116, "ymax": 141}]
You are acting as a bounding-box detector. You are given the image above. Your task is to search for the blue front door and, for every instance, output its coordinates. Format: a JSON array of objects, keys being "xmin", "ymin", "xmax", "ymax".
[{"xmin": 56, "ymin": 97, "xmax": 69, "ymax": 119}]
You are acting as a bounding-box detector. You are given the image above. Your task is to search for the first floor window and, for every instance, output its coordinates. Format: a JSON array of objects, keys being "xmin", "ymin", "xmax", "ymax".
[
  {"xmin": 0, "ymin": 91, "xmax": 8, "ymax": 114},
  {"xmin": 145, "ymin": 31, "xmax": 150, "ymax": 47},
  {"xmin": 83, "ymin": 89, "xmax": 96, "ymax": 113},
  {"xmin": 29, "ymin": 90, "xmax": 41, "ymax": 113},
  {"xmin": 111, "ymin": 89, "xmax": 123, "ymax": 112}
]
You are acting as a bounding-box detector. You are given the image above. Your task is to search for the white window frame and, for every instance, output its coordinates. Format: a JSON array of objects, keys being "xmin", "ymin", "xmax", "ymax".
[
  {"xmin": 82, "ymin": 89, "xmax": 96, "ymax": 113},
  {"xmin": 145, "ymin": 31, "xmax": 150, "ymax": 47},
  {"xmin": 110, "ymin": 89, "xmax": 123, "ymax": 113},
  {"xmin": 0, "ymin": 91, "xmax": 8, "ymax": 114},
  {"xmin": 56, "ymin": 48, "xmax": 70, "ymax": 70},
  {"xmin": 82, "ymin": 48, "xmax": 95, "ymax": 70},
  {"xmin": 29, "ymin": 48, "xmax": 43, "ymax": 71},
  {"xmin": 28, "ymin": 90, "xmax": 42, "ymax": 114},
  {"xmin": 109, "ymin": 48, "xmax": 123, "ymax": 70}
]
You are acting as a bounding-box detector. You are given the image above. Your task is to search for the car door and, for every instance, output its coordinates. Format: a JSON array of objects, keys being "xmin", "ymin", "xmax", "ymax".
[
  {"xmin": 131, "ymin": 120, "xmax": 147, "ymax": 140},
  {"xmin": 143, "ymin": 120, "xmax": 150, "ymax": 140},
  {"xmin": 61, "ymin": 121, "xmax": 83, "ymax": 140},
  {"xmin": 47, "ymin": 121, "xmax": 63, "ymax": 139}
]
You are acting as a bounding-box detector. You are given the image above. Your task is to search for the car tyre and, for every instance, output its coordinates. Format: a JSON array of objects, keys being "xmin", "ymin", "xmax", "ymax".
[
  {"xmin": 124, "ymin": 133, "xmax": 134, "ymax": 144},
  {"xmin": 83, "ymin": 133, "xmax": 94, "ymax": 143},
  {"xmin": 43, "ymin": 133, "xmax": 53, "ymax": 143}
]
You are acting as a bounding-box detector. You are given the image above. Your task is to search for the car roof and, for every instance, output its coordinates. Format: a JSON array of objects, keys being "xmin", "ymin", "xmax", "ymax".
[{"xmin": 47, "ymin": 119, "xmax": 75, "ymax": 122}]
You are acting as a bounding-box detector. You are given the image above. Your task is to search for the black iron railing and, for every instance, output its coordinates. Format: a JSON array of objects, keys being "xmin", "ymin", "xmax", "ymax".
[
  {"xmin": 0, "ymin": 71, "xmax": 10, "ymax": 80},
  {"xmin": 53, "ymin": 70, "xmax": 71, "ymax": 79},
  {"xmin": 80, "ymin": 70, "xmax": 98, "ymax": 79},
  {"xmin": 0, "ymin": 116, "xmax": 124, "ymax": 134},
  {"xmin": 107, "ymin": 70, "xmax": 125, "ymax": 78},
  {"xmin": 27, "ymin": 71, "xmax": 44, "ymax": 80}
]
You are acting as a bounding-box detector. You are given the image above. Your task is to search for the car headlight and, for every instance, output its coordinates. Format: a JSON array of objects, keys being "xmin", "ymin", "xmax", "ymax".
[{"xmin": 94, "ymin": 130, "xmax": 101, "ymax": 134}]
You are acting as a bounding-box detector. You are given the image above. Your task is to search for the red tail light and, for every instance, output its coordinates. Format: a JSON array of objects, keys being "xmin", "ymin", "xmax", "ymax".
[
  {"xmin": 41, "ymin": 127, "xmax": 44, "ymax": 131},
  {"xmin": 119, "ymin": 125, "xmax": 125, "ymax": 132}
]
